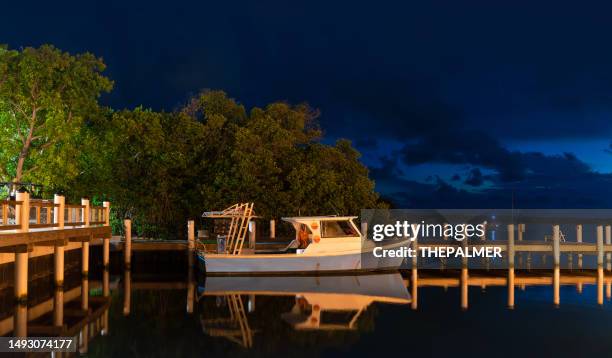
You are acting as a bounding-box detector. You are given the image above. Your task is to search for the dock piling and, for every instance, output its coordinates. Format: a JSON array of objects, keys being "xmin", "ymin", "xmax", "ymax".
[
  {"xmin": 507, "ymin": 224, "xmax": 515, "ymax": 268},
  {"xmin": 188, "ymin": 220, "xmax": 195, "ymax": 250},
  {"xmin": 597, "ymin": 225, "xmax": 604, "ymax": 267},
  {"xmin": 54, "ymin": 288, "xmax": 64, "ymax": 327},
  {"xmin": 270, "ymin": 219, "xmax": 276, "ymax": 239},
  {"xmin": 81, "ymin": 198, "xmax": 90, "ymax": 226},
  {"xmin": 606, "ymin": 225, "xmax": 611, "ymax": 271},
  {"xmin": 577, "ymin": 224, "xmax": 583, "ymax": 269},
  {"xmin": 553, "ymin": 225, "xmax": 560, "ymax": 267},
  {"xmin": 54, "ymin": 245, "xmax": 65, "ymax": 287},
  {"xmin": 124, "ymin": 219, "xmax": 132, "ymax": 269},
  {"xmin": 14, "ymin": 250, "xmax": 28, "ymax": 304}
]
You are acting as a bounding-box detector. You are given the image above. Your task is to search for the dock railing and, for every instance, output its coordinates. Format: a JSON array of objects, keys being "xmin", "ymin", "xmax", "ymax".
[{"xmin": 0, "ymin": 192, "xmax": 110, "ymax": 232}]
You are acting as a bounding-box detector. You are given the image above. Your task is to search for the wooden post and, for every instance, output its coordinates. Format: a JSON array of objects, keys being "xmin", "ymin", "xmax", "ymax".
[
  {"xmin": 460, "ymin": 267, "xmax": 468, "ymax": 310},
  {"xmin": 507, "ymin": 224, "xmax": 515, "ymax": 268},
  {"xmin": 82, "ymin": 240, "xmax": 89, "ymax": 277},
  {"xmin": 361, "ymin": 222, "xmax": 368, "ymax": 240},
  {"xmin": 187, "ymin": 220, "xmax": 195, "ymax": 250},
  {"xmin": 553, "ymin": 225, "xmax": 560, "ymax": 268},
  {"xmin": 518, "ymin": 223, "xmax": 524, "ymax": 241},
  {"xmin": 270, "ymin": 219, "xmax": 276, "ymax": 239},
  {"xmin": 124, "ymin": 219, "xmax": 132, "ymax": 269},
  {"xmin": 103, "ymin": 269, "xmax": 110, "ymax": 298},
  {"xmin": 81, "ymin": 198, "xmax": 90, "ymax": 226},
  {"xmin": 14, "ymin": 304, "xmax": 27, "ymax": 337},
  {"xmin": 81, "ymin": 278, "xmax": 89, "ymax": 310},
  {"xmin": 15, "ymin": 250, "xmax": 28, "ymax": 304},
  {"xmin": 54, "ymin": 288, "xmax": 64, "ymax": 327},
  {"xmin": 81, "ymin": 200, "xmax": 90, "ymax": 278},
  {"xmin": 54, "ymin": 245, "xmax": 64, "ymax": 287},
  {"xmin": 102, "ymin": 201, "xmax": 110, "ymax": 226},
  {"xmin": 249, "ymin": 221, "xmax": 256, "ymax": 249},
  {"xmin": 54, "ymin": 194, "xmax": 65, "ymax": 229},
  {"xmin": 606, "ymin": 225, "xmax": 611, "ymax": 271},
  {"xmin": 16, "ymin": 190, "xmax": 30, "ymax": 231},
  {"xmin": 576, "ymin": 224, "xmax": 583, "ymax": 269},
  {"xmin": 597, "ymin": 225, "xmax": 604, "ymax": 267},
  {"xmin": 508, "ymin": 268, "xmax": 515, "ymax": 309},
  {"xmin": 103, "ymin": 237, "xmax": 110, "ymax": 269}
]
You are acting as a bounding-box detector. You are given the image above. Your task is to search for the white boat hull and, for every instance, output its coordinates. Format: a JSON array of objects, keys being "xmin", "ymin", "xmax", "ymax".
[{"xmin": 198, "ymin": 247, "xmax": 405, "ymax": 274}]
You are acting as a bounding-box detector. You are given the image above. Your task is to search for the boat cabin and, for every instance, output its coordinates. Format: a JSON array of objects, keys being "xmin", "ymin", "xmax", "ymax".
[{"xmin": 281, "ymin": 216, "xmax": 362, "ymax": 255}]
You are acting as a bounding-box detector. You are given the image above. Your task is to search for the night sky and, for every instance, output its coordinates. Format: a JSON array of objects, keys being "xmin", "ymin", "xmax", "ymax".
[{"xmin": 4, "ymin": 1, "xmax": 612, "ymax": 208}]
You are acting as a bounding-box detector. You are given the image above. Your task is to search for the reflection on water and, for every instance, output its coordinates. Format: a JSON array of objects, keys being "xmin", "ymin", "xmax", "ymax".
[{"xmin": 6, "ymin": 255, "xmax": 612, "ymax": 356}]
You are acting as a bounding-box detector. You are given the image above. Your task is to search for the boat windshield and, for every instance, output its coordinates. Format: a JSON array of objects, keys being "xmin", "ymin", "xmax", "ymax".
[{"xmin": 321, "ymin": 220, "xmax": 358, "ymax": 238}]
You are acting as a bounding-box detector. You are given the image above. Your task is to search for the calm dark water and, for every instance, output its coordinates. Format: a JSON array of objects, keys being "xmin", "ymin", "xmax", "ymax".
[
  {"xmin": 87, "ymin": 269, "xmax": 612, "ymax": 357},
  {"xmin": 4, "ymin": 251, "xmax": 612, "ymax": 357}
]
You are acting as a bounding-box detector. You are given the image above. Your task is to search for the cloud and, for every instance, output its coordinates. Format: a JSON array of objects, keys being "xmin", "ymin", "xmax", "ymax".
[{"xmin": 464, "ymin": 168, "xmax": 484, "ymax": 187}]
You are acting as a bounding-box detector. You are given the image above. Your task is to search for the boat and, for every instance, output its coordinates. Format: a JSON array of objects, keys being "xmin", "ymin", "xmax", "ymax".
[{"xmin": 196, "ymin": 203, "xmax": 408, "ymax": 275}]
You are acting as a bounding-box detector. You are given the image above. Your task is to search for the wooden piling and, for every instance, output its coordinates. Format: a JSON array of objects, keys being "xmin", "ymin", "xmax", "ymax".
[
  {"xmin": 597, "ymin": 225, "xmax": 604, "ymax": 267},
  {"xmin": 54, "ymin": 194, "xmax": 65, "ymax": 229},
  {"xmin": 54, "ymin": 288, "xmax": 64, "ymax": 327},
  {"xmin": 81, "ymin": 198, "xmax": 90, "ymax": 226},
  {"xmin": 518, "ymin": 223, "xmax": 524, "ymax": 241},
  {"xmin": 606, "ymin": 225, "xmax": 611, "ymax": 271},
  {"xmin": 81, "ymin": 278, "xmax": 89, "ymax": 310},
  {"xmin": 508, "ymin": 268, "xmax": 515, "ymax": 309},
  {"xmin": 14, "ymin": 251, "xmax": 28, "ymax": 304},
  {"xmin": 461, "ymin": 267, "xmax": 468, "ymax": 310},
  {"xmin": 361, "ymin": 222, "xmax": 368, "ymax": 240},
  {"xmin": 187, "ymin": 220, "xmax": 195, "ymax": 250},
  {"xmin": 249, "ymin": 221, "xmax": 256, "ymax": 249},
  {"xmin": 103, "ymin": 270, "xmax": 110, "ymax": 298},
  {"xmin": 103, "ymin": 237, "xmax": 110, "ymax": 269},
  {"xmin": 124, "ymin": 219, "xmax": 132, "ymax": 269},
  {"xmin": 103, "ymin": 201, "xmax": 110, "ymax": 226},
  {"xmin": 14, "ymin": 304, "xmax": 27, "ymax": 337},
  {"xmin": 553, "ymin": 225, "xmax": 560, "ymax": 268},
  {"xmin": 54, "ymin": 245, "xmax": 65, "ymax": 287},
  {"xmin": 82, "ymin": 240, "xmax": 89, "ymax": 277},
  {"xmin": 507, "ymin": 224, "xmax": 515, "ymax": 268},
  {"xmin": 577, "ymin": 224, "xmax": 583, "ymax": 269},
  {"xmin": 16, "ymin": 191, "xmax": 30, "ymax": 231},
  {"xmin": 270, "ymin": 219, "xmax": 276, "ymax": 239}
]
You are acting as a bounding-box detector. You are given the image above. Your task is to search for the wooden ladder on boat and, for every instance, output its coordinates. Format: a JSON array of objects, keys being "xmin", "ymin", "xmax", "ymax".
[
  {"xmin": 224, "ymin": 203, "xmax": 254, "ymax": 255},
  {"xmin": 202, "ymin": 202, "xmax": 255, "ymax": 255}
]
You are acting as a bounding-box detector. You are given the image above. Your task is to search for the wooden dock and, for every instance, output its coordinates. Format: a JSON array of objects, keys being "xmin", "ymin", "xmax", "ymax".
[{"xmin": 0, "ymin": 192, "xmax": 112, "ymax": 310}]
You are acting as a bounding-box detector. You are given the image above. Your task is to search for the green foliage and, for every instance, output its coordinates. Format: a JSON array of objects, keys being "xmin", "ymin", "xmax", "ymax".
[
  {"xmin": 0, "ymin": 44, "xmax": 112, "ymax": 185},
  {"xmin": 0, "ymin": 44, "xmax": 384, "ymax": 238}
]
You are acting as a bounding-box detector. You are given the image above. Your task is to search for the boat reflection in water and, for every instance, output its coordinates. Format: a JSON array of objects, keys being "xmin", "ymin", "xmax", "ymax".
[{"xmin": 197, "ymin": 273, "xmax": 411, "ymax": 347}]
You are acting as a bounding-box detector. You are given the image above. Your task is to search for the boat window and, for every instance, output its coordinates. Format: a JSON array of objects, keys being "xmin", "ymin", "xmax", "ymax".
[{"xmin": 321, "ymin": 220, "xmax": 358, "ymax": 238}]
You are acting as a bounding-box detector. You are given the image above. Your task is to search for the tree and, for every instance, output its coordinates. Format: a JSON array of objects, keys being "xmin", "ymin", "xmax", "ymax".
[{"xmin": 0, "ymin": 44, "xmax": 112, "ymax": 185}]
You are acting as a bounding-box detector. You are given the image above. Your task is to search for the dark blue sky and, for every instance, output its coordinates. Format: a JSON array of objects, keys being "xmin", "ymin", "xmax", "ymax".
[{"xmin": 4, "ymin": 1, "xmax": 612, "ymax": 208}]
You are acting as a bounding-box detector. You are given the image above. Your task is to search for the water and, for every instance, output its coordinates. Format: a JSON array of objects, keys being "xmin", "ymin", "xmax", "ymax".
[{"xmin": 4, "ymin": 253, "xmax": 612, "ymax": 357}]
